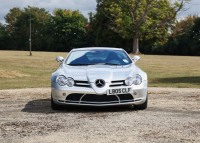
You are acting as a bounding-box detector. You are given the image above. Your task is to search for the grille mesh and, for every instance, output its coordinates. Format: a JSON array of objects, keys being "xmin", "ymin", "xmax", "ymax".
[{"xmin": 66, "ymin": 93, "xmax": 133, "ymax": 103}]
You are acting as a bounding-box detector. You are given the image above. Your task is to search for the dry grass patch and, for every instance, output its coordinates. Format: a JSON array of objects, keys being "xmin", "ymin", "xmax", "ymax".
[{"xmin": 0, "ymin": 70, "xmax": 30, "ymax": 78}]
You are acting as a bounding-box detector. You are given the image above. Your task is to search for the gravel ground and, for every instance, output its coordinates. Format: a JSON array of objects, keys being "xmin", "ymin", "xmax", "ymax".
[{"xmin": 0, "ymin": 87, "xmax": 199, "ymax": 143}]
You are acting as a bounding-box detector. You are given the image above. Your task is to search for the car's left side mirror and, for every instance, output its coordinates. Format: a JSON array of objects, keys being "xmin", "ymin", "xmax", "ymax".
[
  {"xmin": 132, "ymin": 55, "xmax": 140, "ymax": 63},
  {"xmin": 56, "ymin": 56, "xmax": 64, "ymax": 63}
]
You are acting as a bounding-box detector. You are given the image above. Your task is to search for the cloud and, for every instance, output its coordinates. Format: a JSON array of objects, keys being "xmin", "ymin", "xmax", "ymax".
[{"xmin": 178, "ymin": 0, "xmax": 200, "ymax": 18}]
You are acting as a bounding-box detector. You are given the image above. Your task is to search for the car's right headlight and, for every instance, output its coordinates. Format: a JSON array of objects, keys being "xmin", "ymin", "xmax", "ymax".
[
  {"xmin": 133, "ymin": 74, "xmax": 142, "ymax": 85},
  {"xmin": 56, "ymin": 75, "xmax": 74, "ymax": 87}
]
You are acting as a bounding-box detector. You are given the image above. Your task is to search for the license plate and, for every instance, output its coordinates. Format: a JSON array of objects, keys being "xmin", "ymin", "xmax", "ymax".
[{"xmin": 107, "ymin": 88, "xmax": 132, "ymax": 95}]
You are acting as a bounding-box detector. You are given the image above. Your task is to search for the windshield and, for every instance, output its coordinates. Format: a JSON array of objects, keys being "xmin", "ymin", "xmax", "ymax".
[{"xmin": 66, "ymin": 49, "xmax": 132, "ymax": 66}]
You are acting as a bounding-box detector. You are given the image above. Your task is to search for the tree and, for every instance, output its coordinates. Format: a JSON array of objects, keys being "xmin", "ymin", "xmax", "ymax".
[
  {"xmin": 189, "ymin": 17, "xmax": 200, "ymax": 55},
  {"xmin": 24, "ymin": 6, "xmax": 51, "ymax": 51},
  {"xmin": 4, "ymin": 6, "xmax": 51, "ymax": 51},
  {"xmin": 5, "ymin": 7, "xmax": 22, "ymax": 33},
  {"xmin": 86, "ymin": 9, "xmax": 129, "ymax": 50},
  {"xmin": 170, "ymin": 15, "xmax": 196, "ymax": 55},
  {"xmin": 49, "ymin": 9, "xmax": 88, "ymax": 51},
  {"xmin": 172, "ymin": 15, "xmax": 196, "ymax": 37},
  {"xmin": 4, "ymin": 7, "xmax": 88, "ymax": 52},
  {"xmin": 4, "ymin": 7, "xmax": 23, "ymax": 50},
  {"xmin": 100, "ymin": 0, "xmax": 189, "ymax": 53},
  {"xmin": 0, "ymin": 23, "xmax": 10, "ymax": 49},
  {"xmin": 157, "ymin": 15, "xmax": 200, "ymax": 55}
]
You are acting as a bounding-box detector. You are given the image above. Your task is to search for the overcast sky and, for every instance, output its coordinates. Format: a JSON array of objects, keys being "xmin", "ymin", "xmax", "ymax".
[{"xmin": 0, "ymin": 0, "xmax": 200, "ymax": 24}]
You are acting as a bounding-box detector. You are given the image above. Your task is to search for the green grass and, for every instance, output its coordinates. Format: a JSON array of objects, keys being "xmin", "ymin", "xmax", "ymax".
[
  {"xmin": 0, "ymin": 51, "xmax": 66, "ymax": 89},
  {"xmin": 136, "ymin": 54, "xmax": 200, "ymax": 88},
  {"xmin": 0, "ymin": 50, "xmax": 199, "ymax": 89}
]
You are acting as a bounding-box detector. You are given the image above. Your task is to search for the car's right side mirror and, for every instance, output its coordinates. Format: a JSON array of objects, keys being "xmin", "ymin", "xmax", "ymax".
[
  {"xmin": 56, "ymin": 56, "xmax": 64, "ymax": 63},
  {"xmin": 132, "ymin": 55, "xmax": 140, "ymax": 63}
]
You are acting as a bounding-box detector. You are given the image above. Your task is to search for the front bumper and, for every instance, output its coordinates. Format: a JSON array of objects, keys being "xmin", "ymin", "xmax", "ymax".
[{"xmin": 51, "ymin": 81, "xmax": 147, "ymax": 107}]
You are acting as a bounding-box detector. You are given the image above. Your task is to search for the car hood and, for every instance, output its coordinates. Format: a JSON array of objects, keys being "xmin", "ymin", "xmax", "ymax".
[{"xmin": 62, "ymin": 64, "xmax": 137, "ymax": 82}]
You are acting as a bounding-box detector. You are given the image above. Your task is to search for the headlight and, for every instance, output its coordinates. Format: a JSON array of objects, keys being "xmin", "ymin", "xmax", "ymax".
[
  {"xmin": 66, "ymin": 77, "xmax": 75, "ymax": 87},
  {"xmin": 56, "ymin": 75, "xmax": 74, "ymax": 87},
  {"xmin": 133, "ymin": 74, "xmax": 142, "ymax": 85},
  {"xmin": 125, "ymin": 77, "xmax": 134, "ymax": 86}
]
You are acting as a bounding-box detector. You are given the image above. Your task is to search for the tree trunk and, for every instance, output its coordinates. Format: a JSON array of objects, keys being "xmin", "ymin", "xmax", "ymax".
[{"xmin": 132, "ymin": 37, "xmax": 139, "ymax": 54}]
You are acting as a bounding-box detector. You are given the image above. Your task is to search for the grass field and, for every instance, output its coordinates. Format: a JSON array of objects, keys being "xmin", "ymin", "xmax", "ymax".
[{"xmin": 0, "ymin": 50, "xmax": 199, "ymax": 89}]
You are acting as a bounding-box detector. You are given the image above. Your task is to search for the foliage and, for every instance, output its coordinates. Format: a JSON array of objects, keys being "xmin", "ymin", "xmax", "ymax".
[
  {"xmin": 172, "ymin": 15, "xmax": 196, "ymax": 37},
  {"xmin": 2, "ymin": 7, "xmax": 87, "ymax": 52},
  {"xmin": 0, "ymin": 23, "xmax": 10, "ymax": 49},
  {"xmin": 5, "ymin": 7, "xmax": 22, "ymax": 33},
  {"xmin": 49, "ymin": 9, "xmax": 88, "ymax": 51},
  {"xmin": 157, "ymin": 16, "xmax": 200, "ymax": 56},
  {"xmin": 101, "ymin": 0, "xmax": 189, "ymax": 53},
  {"xmin": 189, "ymin": 17, "xmax": 200, "ymax": 55},
  {"xmin": 86, "ymin": 5, "xmax": 132, "ymax": 52},
  {"xmin": 1, "ymin": 3, "xmax": 199, "ymax": 56},
  {"xmin": 4, "ymin": 6, "xmax": 51, "ymax": 51}
]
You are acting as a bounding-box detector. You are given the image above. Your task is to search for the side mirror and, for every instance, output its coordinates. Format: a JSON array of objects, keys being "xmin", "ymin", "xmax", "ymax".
[
  {"xmin": 56, "ymin": 56, "xmax": 64, "ymax": 63},
  {"xmin": 132, "ymin": 55, "xmax": 140, "ymax": 63}
]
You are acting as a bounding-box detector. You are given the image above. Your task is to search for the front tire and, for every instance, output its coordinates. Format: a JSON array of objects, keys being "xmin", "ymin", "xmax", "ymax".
[
  {"xmin": 51, "ymin": 94, "xmax": 61, "ymax": 110},
  {"xmin": 134, "ymin": 95, "xmax": 148, "ymax": 110}
]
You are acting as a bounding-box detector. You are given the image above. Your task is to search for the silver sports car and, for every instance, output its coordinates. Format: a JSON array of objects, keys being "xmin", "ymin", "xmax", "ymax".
[{"xmin": 51, "ymin": 47, "xmax": 148, "ymax": 110}]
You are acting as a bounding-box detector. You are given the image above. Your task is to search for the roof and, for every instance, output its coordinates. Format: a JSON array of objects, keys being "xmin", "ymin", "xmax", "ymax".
[{"xmin": 71, "ymin": 47, "xmax": 123, "ymax": 51}]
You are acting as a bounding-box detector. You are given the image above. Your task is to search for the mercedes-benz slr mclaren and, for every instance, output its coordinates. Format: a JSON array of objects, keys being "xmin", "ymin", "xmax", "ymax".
[{"xmin": 51, "ymin": 47, "xmax": 148, "ymax": 110}]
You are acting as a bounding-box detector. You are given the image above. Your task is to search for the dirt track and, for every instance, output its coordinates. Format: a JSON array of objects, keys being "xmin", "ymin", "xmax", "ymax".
[{"xmin": 0, "ymin": 88, "xmax": 200, "ymax": 143}]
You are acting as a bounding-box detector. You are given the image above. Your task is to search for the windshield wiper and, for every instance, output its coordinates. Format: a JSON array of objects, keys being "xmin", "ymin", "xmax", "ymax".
[
  {"xmin": 103, "ymin": 63, "xmax": 121, "ymax": 65},
  {"xmin": 67, "ymin": 63, "xmax": 94, "ymax": 66},
  {"xmin": 68, "ymin": 63, "xmax": 121, "ymax": 66}
]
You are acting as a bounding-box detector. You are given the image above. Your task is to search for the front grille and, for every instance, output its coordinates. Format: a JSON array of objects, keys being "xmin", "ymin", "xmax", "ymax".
[
  {"xmin": 82, "ymin": 94, "xmax": 118, "ymax": 103},
  {"xmin": 110, "ymin": 80, "xmax": 126, "ymax": 87},
  {"xmin": 65, "ymin": 93, "xmax": 134, "ymax": 104},
  {"xmin": 74, "ymin": 80, "xmax": 90, "ymax": 87},
  {"xmin": 74, "ymin": 80, "xmax": 127, "ymax": 87}
]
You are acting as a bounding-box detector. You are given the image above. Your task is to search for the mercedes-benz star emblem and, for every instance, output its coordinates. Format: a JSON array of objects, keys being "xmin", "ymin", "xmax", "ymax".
[{"xmin": 95, "ymin": 79, "xmax": 105, "ymax": 88}]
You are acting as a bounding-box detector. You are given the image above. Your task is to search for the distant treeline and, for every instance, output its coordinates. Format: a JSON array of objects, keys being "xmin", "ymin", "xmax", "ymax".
[{"xmin": 0, "ymin": 5, "xmax": 199, "ymax": 55}]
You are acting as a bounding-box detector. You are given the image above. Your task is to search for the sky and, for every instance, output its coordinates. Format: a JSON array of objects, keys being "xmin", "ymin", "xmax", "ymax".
[{"xmin": 0, "ymin": 0, "xmax": 200, "ymax": 24}]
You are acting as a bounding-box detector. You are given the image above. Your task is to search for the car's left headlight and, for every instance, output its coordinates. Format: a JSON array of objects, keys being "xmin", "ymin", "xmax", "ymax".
[
  {"xmin": 133, "ymin": 74, "xmax": 142, "ymax": 85},
  {"xmin": 56, "ymin": 75, "xmax": 74, "ymax": 87},
  {"xmin": 125, "ymin": 77, "xmax": 134, "ymax": 86},
  {"xmin": 125, "ymin": 74, "xmax": 142, "ymax": 86}
]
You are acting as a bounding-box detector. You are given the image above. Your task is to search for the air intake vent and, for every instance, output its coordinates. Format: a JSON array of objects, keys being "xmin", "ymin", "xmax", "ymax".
[
  {"xmin": 110, "ymin": 80, "xmax": 126, "ymax": 87},
  {"xmin": 74, "ymin": 80, "xmax": 90, "ymax": 87}
]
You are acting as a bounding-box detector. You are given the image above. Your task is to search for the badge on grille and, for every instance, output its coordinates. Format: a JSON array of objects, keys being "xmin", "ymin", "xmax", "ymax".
[{"xmin": 95, "ymin": 79, "xmax": 105, "ymax": 88}]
